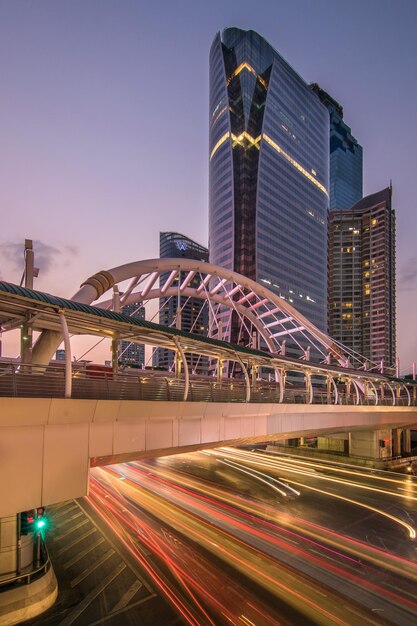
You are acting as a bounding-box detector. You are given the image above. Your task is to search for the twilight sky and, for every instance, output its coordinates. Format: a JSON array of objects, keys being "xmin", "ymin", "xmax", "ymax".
[{"xmin": 0, "ymin": 0, "xmax": 416, "ymax": 371}]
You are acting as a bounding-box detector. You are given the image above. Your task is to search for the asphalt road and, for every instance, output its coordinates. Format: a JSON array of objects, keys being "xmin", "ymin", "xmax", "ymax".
[{"xmin": 28, "ymin": 448, "xmax": 417, "ymax": 625}]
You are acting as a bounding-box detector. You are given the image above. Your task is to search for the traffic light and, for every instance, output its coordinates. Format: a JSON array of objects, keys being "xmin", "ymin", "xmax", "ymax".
[
  {"xmin": 35, "ymin": 507, "xmax": 47, "ymax": 534},
  {"xmin": 20, "ymin": 511, "xmax": 35, "ymax": 535}
]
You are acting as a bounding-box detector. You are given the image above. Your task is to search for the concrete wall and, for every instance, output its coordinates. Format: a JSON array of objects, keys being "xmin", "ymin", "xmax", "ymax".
[
  {"xmin": 0, "ymin": 517, "xmax": 33, "ymax": 578},
  {"xmin": 0, "ymin": 516, "xmax": 16, "ymax": 577},
  {"xmin": 1, "ymin": 397, "xmax": 416, "ymax": 518}
]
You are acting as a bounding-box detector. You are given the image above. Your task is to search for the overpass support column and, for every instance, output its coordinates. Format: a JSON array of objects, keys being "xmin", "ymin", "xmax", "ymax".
[
  {"xmin": 349, "ymin": 429, "xmax": 392, "ymax": 459},
  {"xmin": 403, "ymin": 429, "xmax": 411, "ymax": 455},
  {"xmin": 0, "ymin": 515, "xmax": 34, "ymax": 579},
  {"xmin": 0, "ymin": 515, "xmax": 18, "ymax": 579},
  {"xmin": 392, "ymin": 428, "xmax": 402, "ymax": 457}
]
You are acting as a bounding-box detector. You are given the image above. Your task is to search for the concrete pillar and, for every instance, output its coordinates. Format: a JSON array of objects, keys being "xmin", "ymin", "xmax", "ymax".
[
  {"xmin": 392, "ymin": 428, "xmax": 402, "ymax": 457},
  {"xmin": 349, "ymin": 430, "xmax": 392, "ymax": 459},
  {"xmin": 0, "ymin": 516, "xmax": 17, "ymax": 577},
  {"xmin": 403, "ymin": 429, "xmax": 412, "ymax": 455},
  {"xmin": 0, "ymin": 515, "xmax": 34, "ymax": 579}
]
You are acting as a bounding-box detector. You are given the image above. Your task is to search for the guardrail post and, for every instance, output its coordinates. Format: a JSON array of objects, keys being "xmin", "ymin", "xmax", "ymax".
[
  {"xmin": 235, "ymin": 353, "xmax": 250, "ymax": 402},
  {"xmin": 278, "ymin": 368, "xmax": 286, "ymax": 403},
  {"xmin": 172, "ymin": 338, "xmax": 189, "ymax": 401},
  {"xmin": 305, "ymin": 370, "xmax": 313, "ymax": 404},
  {"xmin": 12, "ymin": 363, "xmax": 17, "ymax": 397},
  {"xmin": 217, "ymin": 358, "xmax": 223, "ymax": 383}
]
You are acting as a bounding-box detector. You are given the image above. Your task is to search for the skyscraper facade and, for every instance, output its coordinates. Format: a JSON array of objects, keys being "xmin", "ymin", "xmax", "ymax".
[
  {"xmin": 154, "ymin": 232, "xmax": 209, "ymax": 373},
  {"xmin": 119, "ymin": 301, "xmax": 145, "ymax": 367},
  {"xmin": 209, "ymin": 28, "xmax": 329, "ymax": 340},
  {"xmin": 311, "ymin": 84, "xmax": 363, "ymax": 211},
  {"xmin": 328, "ymin": 186, "xmax": 396, "ymax": 367}
]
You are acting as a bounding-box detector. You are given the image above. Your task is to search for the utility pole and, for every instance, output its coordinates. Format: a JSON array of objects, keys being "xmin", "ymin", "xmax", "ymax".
[{"xmin": 20, "ymin": 240, "xmax": 39, "ymax": 365}]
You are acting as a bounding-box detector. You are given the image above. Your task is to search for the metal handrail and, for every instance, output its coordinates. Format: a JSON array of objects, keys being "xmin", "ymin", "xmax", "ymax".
[
  {"xmin": 0, "ymin": 541, "xmax": 51, "ymax": 590},
  {"xmin": 0, "ymin": 361, "xmax": 415, "ymax": 406}
]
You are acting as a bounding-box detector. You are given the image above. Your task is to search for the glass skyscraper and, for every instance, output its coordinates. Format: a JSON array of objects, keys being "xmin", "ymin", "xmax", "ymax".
[
  {"xmin": 154, "ymin": 232, "xmax": 209, "ymax": 373},
  {"xmin": 209, "ymin": 28, "xmax": 329, "ymax": 340},
  {"xmin": 311, "ymin": 84, "xmax": 363, "ymax": 211},
  {"xmin": 119, "ymin": 301, "xmax": 145, "ymax": 367}
]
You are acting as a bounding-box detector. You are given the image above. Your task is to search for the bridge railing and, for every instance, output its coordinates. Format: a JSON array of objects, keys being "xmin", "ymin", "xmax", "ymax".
[{"xmin": 0, "ymin": 361, "xmax": 414, "ymax": 406}]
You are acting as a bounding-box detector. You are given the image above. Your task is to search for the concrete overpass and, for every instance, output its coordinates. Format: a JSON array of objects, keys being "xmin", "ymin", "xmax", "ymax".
[
  {"xmin": 1, "ymin": 277, "xmax": 416, "ymax": 518},
  {"xmin": 1, "ymin": 391, "xmax": 416, "ymax": 519}
]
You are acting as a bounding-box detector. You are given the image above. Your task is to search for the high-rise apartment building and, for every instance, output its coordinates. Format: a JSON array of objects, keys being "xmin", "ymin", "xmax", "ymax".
[
  {"xmin": 154, "ymin": 232, "xmax": 209, "ymax": 373},
  {"xmin": 119, "ymin": 301, "xmax": 145, "ymax": 367},
  {"xmin": 311, "ymin": 84, "xmax": 363, "ymax": 211},
  {"xmin": 209, "ymin": 28, "xmax": 329, "ymax": 342},
  {"xmin": 328, "ymin": 186, "xmax": 396, "ymax": 367}
]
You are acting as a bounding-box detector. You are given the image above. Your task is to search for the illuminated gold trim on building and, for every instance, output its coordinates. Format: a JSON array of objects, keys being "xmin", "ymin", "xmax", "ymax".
[
  {"xmin": 228, "ymin": 62, "xmax": 268, "ymax": 89},
  {"xmin": 232, "ymin": 131, "xmax": 261, "ymax": 148},
  {"xmin": 262, "ymin": 134, "xmax": 328, "ymax": 196},
  {"xmin": 210, "ymin": 131, "xmax": 261, "ymax": 161},
  {"xmin": 210, "ymin": 132, "xmax": 230, "ymax": 160}
]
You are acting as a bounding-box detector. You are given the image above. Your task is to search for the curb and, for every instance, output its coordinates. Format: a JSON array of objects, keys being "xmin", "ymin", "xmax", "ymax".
[{"xmin": 0, "ymin": 566, "xmax": 58, "ymax": 625}]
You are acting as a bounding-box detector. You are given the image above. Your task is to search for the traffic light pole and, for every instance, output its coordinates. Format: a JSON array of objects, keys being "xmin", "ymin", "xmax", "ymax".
[
  {"xmin": 35, "ymin": 531, "xmax": 41, "ymax": 568},
  {"xmin": 16, "ymin": 513, "xmax": 21, "ymax": 576}
]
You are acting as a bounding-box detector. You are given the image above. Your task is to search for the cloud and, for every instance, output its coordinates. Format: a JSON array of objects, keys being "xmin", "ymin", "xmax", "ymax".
[
  {"xmin": 398, "ymin": 256, "xmax": 417, "ymax": 291},
  {"xmin": 0, "ymin": 240, "xmax": 61, "ymax": 276}
]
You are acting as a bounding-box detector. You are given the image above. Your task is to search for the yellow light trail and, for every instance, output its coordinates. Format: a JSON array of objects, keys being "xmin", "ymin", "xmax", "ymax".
[
  {"xmin": 213, "ymin": 448, "xmax": 416, "ymax": 539},
  {"xmin": 94, "ymin": 467, "xmax": 357, "ymax": 626},
  {"xmin": 123, "ymin": 456, "xmax": 417, "ymax": 583}
]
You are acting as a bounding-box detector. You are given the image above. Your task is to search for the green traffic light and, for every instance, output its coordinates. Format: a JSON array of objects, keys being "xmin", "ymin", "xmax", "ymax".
[{"xmin": 36, "ymin": 519, "xmax": 46, "ymax": 529}]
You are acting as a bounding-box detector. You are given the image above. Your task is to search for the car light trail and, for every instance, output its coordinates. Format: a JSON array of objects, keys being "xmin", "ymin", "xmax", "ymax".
[
  {"xmin": 91, "ymin": 469, "xmax": 358, "ymax": 625},
  {"xmin": 210, "ymin": 449, "xmax": 417, "ymax": 539}
]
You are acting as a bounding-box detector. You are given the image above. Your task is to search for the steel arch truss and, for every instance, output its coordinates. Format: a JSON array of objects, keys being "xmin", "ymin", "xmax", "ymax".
[{"xmin": 70, "ymin": 258, "xmax": 366, "ymax": 368}]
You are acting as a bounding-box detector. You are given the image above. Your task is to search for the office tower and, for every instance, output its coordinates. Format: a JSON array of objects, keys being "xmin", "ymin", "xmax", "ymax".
[
  {"xmin": 119, "ymin": 301, "xmax": 145, "ymax": 367},
  {"xmin": 154, "ymin": 232, "xmax": 209, "ymax": 373},
  {"xmin": 311, "ymin": 83, "xmax": 363, "ymax": 211},
  {"xmin": 55, "ymin": 349, "xmax": 65, "ymax": 361},
  {"xmin": 209, "ymin": 27, "xmax": 329, "ymax": 345},
  {"xmin": 328, "ymin": 186, "xmax": 396, "ymax": 367}
]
